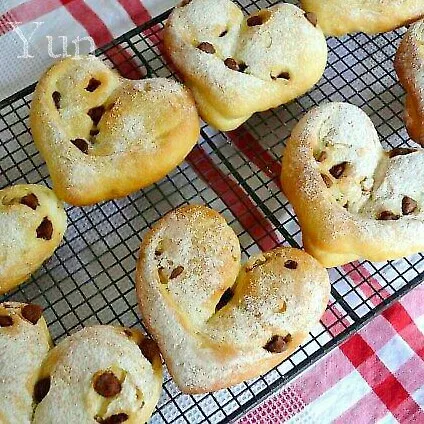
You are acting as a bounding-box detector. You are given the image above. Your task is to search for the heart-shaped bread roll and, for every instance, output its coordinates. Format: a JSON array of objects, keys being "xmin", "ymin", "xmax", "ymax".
[
  {"xmin": 0, "ymin": 302, "xmax": 51, "ymax": 424},
  {"xmin": 0, "ymin": 184, "xmax": 67, "ymax": 294},
  {"xmin": 33, "ymin": 326, "xmax": 163, "ymax": 424},
  {"xmin": 30, "ymin": 55, "xmax": 200, "ymax": 206},
  {"xmin": 164, "ymin": 0, "xmax": 327, "ymax": 131},
  {"xmin": 395, "ymin": 19, "xmax": 424, "ymax": 147},
  {"xmin": 281, "ymin": 102, "xmax": 424, "ymax": 267},
  {"xmin": 136, "ymin": 205, "xmax": 330, "ymax": 393},
  {"xmin": 301, "ymin": 0, "xmax": 424, "ymax": 36}
]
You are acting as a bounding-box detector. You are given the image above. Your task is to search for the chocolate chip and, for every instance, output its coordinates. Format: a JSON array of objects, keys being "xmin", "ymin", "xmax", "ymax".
[
  {"xmin": 378, "ymin": 211, "xmax": 400, "ymax": 221},
  {"xmin": 321, "ymin": 173, "xmax": 332, "ymax": 188},
  {"xmin": 86, "ymin": 78, "xmax": 101, "ymax": 92},
  {"xmin": 138, "ymin": 338, "xmax": 158, "ymax": 364},
  {"xmin": 272, "ymin": 71, "xmax": 290, "ymax": 80},
  {"xmin": 154, "ymin": 249, "xmax": 163, "ymax": 257},
  {"xmin": 264, "ymin": 334, "xmax": 292, "ymax": 353},
  {"xmin": 197, "ymin": 42, "xmax": 215, "ymax": 54},
  {"xmin": 34, "ymin": 377, "xmax": 50, "ymax": 403},
  {"xmin": 20, "ymin": 193, "xmax": 39, "ymax": 210},
  {"xmin": 402, "ymin": 196, "xmax": 417, "ymax": 215},
  {"xmin": 52, "ymin": 91, "xmax": 61, "ymax": 109},
  {"xmin": 93, "ymin": 372, "xmax": 122, "ymax": 398},
  {"xmin": 36, "ymin": 217, "xmax": 53, "ymax": 240},
  {"xmin": 215, "ymin": 288, "xmax": 234, "ymax": 312},
  {"xmin": 224, "ymin": 58, "xmax": 239, "ymax": 71},
  {"xmin": 170, "ymin": 266, "xmax": 184, "ymax": 279},
  {"xmin": 329, "ymin": 162, "xmax": 348, "ymax": 179},
  {"xmin": 0, "ymin": 315, "xmax": 13, "ymax": 327},
  {"xmin": 88, "ymin": 105, "xmax": 105, "ymax": 126},
  {"xmin": 100, "ymin": 414, "xmax": 129, "ymax": 424},
  {"xmin": 180, "ymin": 0, "xmax": 191, "ymax": 6},
  {"xmin": 71, "ymin": 138, "xmax": 89, "ymax": 154},
  {"xmin": 388, "ymin": 147, "xmax": 416, "ymax": 158},
  {"xmin": 317, "ymin": 151, "xmax": 327, "ymax": 162},
  {"xmin": 284, "ymin": 260, "xmax": 298, "ymax": 270},
  {"xmin": 219, "ymin": 29, "xmax": 228, "ymax": 37},
  {"xmin": 238, "ymin": 62, "xmax": 248, "ymax": 73},
  {"xmin": 247, "ymin": 15, "xmax": 263, "ymax": 27},
  {"xmin": 21, "ymin": 304, "xmax": 43, "ymax": 324},
  {"xmin": 305, "ymin": 12, "xmax": 317, "ymax": 27},
  {"xmin": 90, "ymin": 129, "xmax": 100, "ymax": 137}
]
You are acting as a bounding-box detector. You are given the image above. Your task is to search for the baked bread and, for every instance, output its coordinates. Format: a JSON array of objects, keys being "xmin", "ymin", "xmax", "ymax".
[
  {"xmin": 395, "ymin": 19, "xmax": 424, "ymax": 147},
  {"xmin": 33, "ymin": 326, "xmax": 163, "ymax": 424},
  {"xmin": 301, "ymin": 0, "xmax": 424, "ymax": 36},
  {"xmin": 281, "ymin": 102, "xmax": 424, "ymax": 268},
  {"xmin": 30, "ymin": 55, "xmax": 200, "ymax": 206},
  {"xmin": 0, "ymin": 184, "xmax": 67, "ymax": 294},
  {"xmin": 163, "ymin": 0, "xmax": 327, "ymax": 131},
  {"xmin": 136, "ymin": 205, "xmax": 330, "ymax": 393},
  {"xmin": 0, "ymin": 302, "xmax": 51, "ymax": 424}
]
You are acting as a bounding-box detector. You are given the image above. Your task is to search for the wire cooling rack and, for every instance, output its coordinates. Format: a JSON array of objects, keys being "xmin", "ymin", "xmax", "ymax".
[{"xmin": 1, "ymin": 0, "xmax": 423, "ymax": 422}]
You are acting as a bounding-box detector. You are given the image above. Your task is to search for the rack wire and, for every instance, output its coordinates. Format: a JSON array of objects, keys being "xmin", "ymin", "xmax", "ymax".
[{"xmin": 1, "ymin": 0, "xmax": 423, "ymax": 422}]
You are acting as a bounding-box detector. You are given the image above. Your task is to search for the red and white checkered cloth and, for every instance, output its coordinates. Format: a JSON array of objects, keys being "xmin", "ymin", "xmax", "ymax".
[{"xmin": 1, "ymin": 1, "xmax": 423, "ymax": 422}]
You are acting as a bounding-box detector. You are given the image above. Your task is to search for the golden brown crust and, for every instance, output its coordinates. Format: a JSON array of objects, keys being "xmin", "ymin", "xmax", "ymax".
[
  {"xmin": 394, "ymin": 19, "xmax": 424, "ymax": 146},
  {"xmin": 0, "ymin": 184, "xmax": 67, "ymax": 294},
  {"xmin": 164, "ymin": 0, "xmax": 327, "ymax": 131},
  {"xmin": 301, "ymin": 0, "xmax": 424, "ymax": 36},
  {"xmin": 136, "ymin": 205, "xmax": 330, "ymax": 393},
  {"xmin": 30, "ymin": 56, "xmax": 200, "ymax": 206},
  {"xmin": 33, "ymin": 326, "xmax": 163, "ymax": 424},
  {"xmin": 281, "ymin": 102, "xmax": 424, "ymax": 268}
]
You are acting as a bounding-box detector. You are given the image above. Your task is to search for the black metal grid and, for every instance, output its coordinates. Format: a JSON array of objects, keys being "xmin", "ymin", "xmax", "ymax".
[{"xmin": 0, "ymin": 0, "xmax": 423, "ymax": 422}]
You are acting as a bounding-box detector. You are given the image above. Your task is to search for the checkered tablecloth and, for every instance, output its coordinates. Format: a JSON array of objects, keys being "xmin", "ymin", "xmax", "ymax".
[{"xmin": 0, "ymin": 0, "xmax": 423, "ymax": 423}]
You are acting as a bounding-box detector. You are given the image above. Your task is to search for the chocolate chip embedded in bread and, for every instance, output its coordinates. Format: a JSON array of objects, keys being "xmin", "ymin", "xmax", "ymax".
[
  {"xmin": 21, "ymin": 304, "xmax": 43, "ymax": 324},
  {"xmin": 215, "ymin": 287, "xmax": 234, "ymax": 312},
  {"xmin": 20, "ymin": 193, "xmax": 39, "ymax": 210},
  {"xmin": 272, "ymin": 71, "xmax": 290, "ymax": 80},
  {"xmin": 71, "ymin": 138, "xmax": 89, "ymax": 154},
  {"xmin": 378, "ymin": 211, "xmax": 400, "ymax": 221},
  {"xmin": 388, "ymin": 147, "xmax": 416, "ymax": 158},
  {"xmin": 224, "ymin": 58, "xmax": 239, "ymax": 71},
  {"xmin": 219, "ymin": 29, "xmax": 228, "ymax": 37},
  {"xmin": 101, "ymin": 413, "xmax": 129, "ymax": 424},
  {"xmin": 170, "ymin": 266, "xmax": 184, "ymax": 279},
  {"xmin": 138, "ymin": 338, "xmax": 159, "ymax": 364},
  {"xmin": 197, "ymin": 42, "xmax": 215, "ymax": 54},
  {"xmin": 93, "ymin": 371, "xmax": 122, "ymax": 398},
  {"xmin": 236, "ymin": 64, "xmax": 247, "ymax": 75},
  {"xmin": 284, "ymin": 260, "xmax": 298, "ymax": 270},
  {"xmin": 34, "ymin": 377, "xmax": 51, "ymax": 403},
  {"xmin": 263, "ymin": 334, "xmax": 292, "ymax": 353},
  {"xmin": 247, "ymin": 15, "xmax": 264, "ymax": 27},
  {"xmin": 0, "ymin": 315, "xmax": 13, "ymax": 327},
  {"xmin": 86, "ymin": 78, "xmax": 101, "ymax": 92},
  {"xmin": 402, "ymin": 196, "xmax": 417, "ymax": 215},
  {"xmin": 329, "ymin": 162, "xmax": 348, "ymax": 179},
  {"xmin": 52, "ymin": 91, "xmax": 61, "ymax": 110},
  {"xmin": 90, "ymin": 129, "xmax": 100, "ymax": 137},
  {"xmin": 305, "ymin": 12, "xmax": 318, "ymax": 27},
  {"xmin": 321, "ymin": 173, "xmax": 332, "ymax": 188},
  {"xmin": 88, "ymin": 105, "xmax": 106, "ymax": 126},
  {"xmin": 36, "ymin": 217, "xmax": 53, "ymax": 240}
]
